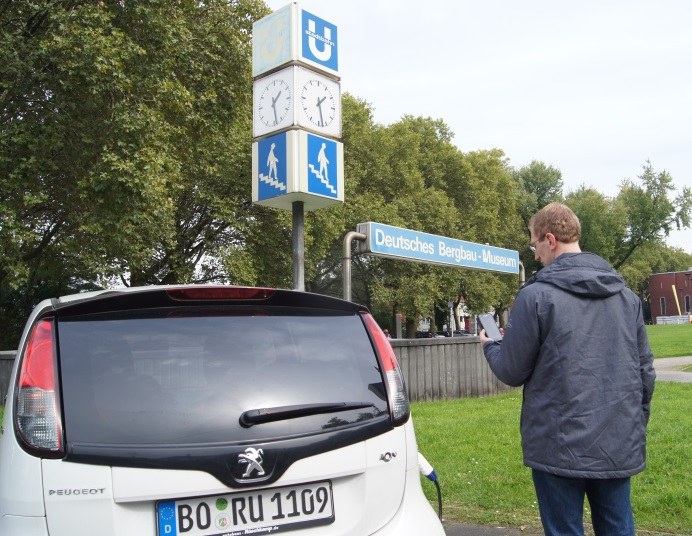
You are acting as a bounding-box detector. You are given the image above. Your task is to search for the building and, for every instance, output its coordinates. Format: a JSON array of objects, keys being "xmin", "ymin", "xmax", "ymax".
[{"xmin": 648, "ymin": 269, "xmax": 692, "ymax": 323}]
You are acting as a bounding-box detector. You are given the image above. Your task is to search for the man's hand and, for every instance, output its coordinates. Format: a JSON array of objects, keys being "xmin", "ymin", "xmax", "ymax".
[
  {"xmin": 479, "ymin": 329, "xmax": 492, "ymax": 347},
  {"xmin": 479, "ymin": 327, "xmax": 504, "ymax": 347}
]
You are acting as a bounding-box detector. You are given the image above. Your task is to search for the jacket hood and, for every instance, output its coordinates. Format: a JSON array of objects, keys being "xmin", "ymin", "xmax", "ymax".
[{"xmin": 528, "ymin": 252, "xmax": 625, "ymax": 298}]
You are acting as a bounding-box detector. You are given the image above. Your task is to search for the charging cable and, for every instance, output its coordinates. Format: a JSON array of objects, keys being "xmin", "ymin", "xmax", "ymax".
[{"xmin": 418, "ymin": 452, "xmax": 442, "ymax": 520}]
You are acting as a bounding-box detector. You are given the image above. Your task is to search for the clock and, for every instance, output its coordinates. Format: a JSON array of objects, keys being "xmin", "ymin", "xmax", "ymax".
[
  {"xmin": 298, "ymin": 68, "xmax": 341, "ymax": 137},
  {"xmin": 253, "ymin": 67, "xmax": 295, "ymax": 137},
  {"xmin": 258, "ymin": 78, "xmax": 291, "ymax": 127}
]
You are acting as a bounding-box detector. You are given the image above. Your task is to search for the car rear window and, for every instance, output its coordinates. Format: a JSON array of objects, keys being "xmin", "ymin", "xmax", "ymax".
[{"xmin": 57, "ymin": 306, "xmax": 388, "ymax": 447}]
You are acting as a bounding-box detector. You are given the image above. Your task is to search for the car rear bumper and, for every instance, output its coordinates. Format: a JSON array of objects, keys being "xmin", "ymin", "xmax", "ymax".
[
  {"xmin": 0, "ymin": 515, "xmax": 49, "ymax": 536},
  {"xmin": 372, "ymin": 465, "xmax": 445, "ymax": 535}
]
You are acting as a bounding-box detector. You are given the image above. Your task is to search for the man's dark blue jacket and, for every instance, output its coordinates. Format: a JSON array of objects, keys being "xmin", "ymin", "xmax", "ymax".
[{"xmin": 483, "ymin": 252, "xmax": 656, "ymax": 478}]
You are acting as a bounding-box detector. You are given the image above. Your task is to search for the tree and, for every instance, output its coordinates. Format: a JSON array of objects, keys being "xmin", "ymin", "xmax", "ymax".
[
  {"xmin": 0, "ymin": 255, "xmax": 99, "ymax": 349},
  {"xmin": 565, "ymin": 187, "xmax": 627, "ymax": 260},
  {"xmin": 611, "ymin": 162, "xmax": 692, "ymax": 269},
  {"xmin": 563, "ymin": 166, "xmax": 692, "ymax": 316},
  {"xmin": 513, "ymin": 160, "xmax": 564, "ymax": 227},
  {"xmin": 443, "ymin": 149, "xmax": 525, "ymax": 324},
  {"xmin": 564, "ymin": 164, "xmax": 691, "ymax": 271},
  {"xmin": 343, "ymin": 115, "xmax": 527, "ymax": 335},
  {"xmin": 0, "ymin": 0, "xmax": 267, "ymax": 348},
  {"xmin": 511, "ymin": 160, "xmax": 564, "ymax": 276}
]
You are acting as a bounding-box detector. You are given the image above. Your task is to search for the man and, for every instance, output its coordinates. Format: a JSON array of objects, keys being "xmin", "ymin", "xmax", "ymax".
[{"xmin": 479, "ymin": 203, "xmax": 655, "ymax": 536}]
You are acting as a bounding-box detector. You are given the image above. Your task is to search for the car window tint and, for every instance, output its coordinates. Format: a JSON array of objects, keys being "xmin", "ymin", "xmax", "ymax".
[{"xmin": 57, "ymin": 307, "xmax": 387, "ymax": 446}]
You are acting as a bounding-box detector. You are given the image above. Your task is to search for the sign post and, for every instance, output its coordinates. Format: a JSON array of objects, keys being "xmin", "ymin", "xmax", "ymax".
[{"xmin": 252, "ymin": 4, "xmax": 343, "ymax": 290}]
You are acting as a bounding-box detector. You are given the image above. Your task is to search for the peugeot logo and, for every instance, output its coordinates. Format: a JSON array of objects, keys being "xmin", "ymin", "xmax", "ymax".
[{"xmin": 238, "ymin": 447, "xmax": 266, "ymax": 478}]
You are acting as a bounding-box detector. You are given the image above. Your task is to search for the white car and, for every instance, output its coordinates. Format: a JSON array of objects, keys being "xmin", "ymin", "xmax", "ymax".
[{"xmin": 0, "ymin": 285, "xmax": 444, "ymax": 535}]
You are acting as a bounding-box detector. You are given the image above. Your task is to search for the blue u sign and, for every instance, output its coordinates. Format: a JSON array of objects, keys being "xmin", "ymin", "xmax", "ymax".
[{"xmin": 301, "ymin": 10, "xmax": 338, "ymax": 72}]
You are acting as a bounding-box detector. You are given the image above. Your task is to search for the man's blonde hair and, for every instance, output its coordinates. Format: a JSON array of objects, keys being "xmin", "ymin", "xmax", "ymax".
[{"xmin": 529, "ymin": 202, "xmax": 581, "ymax": 244}]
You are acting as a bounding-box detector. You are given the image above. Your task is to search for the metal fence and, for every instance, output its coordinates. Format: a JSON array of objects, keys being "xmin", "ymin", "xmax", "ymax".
[
  {"xmin": 1, "ymin": 337, "xmax": 512, "ymax": 406},
  {"xmin": 656, "ymin": 315, "xmax": 691, "ymax": 325}
]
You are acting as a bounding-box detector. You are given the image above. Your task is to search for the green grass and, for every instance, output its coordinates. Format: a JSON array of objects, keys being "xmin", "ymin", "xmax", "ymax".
[
  {"xmin": 413, "ymin": 382, "xmax": 692, "ymax": 534},
  {"xmin": 645, "ymin": 323, "xmax": 692, "ymax": 358}
]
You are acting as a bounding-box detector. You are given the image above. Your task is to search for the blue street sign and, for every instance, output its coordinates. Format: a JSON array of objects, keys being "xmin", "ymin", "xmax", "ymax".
[
  {"xmin": 301, "ymin": 10, "xmax": 338, "ymax": 72},
  {"xmin": 357, "ymin": 222, "xmax": 520, "ymax": 275},
  {"xmin": 306, "ymin": 134, "xmax": 338, "ymax": 199},
  {"xmin": 257, "ymin": 132, "xmax": 288, "ymax": 201}
]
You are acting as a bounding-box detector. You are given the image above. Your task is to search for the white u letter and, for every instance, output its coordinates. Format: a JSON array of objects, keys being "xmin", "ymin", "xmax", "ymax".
[{"xmin": 307, "ymin": 19, "xmax": 332, "ymax": 62}]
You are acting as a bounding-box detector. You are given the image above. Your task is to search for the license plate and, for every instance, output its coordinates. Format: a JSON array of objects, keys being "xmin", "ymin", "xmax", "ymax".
[{"xmin": 156, "ymin": 481, "xmax": 334, "ymax": 536}]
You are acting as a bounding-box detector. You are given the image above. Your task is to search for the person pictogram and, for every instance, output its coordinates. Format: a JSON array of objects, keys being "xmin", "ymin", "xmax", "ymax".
[
  {"xmin": 267, "ymin": 143, "xmax": 279, "ymax": 182},
  {"xmin": 317, "ymin": 142, "xmax": 329, "ymax": 181}
]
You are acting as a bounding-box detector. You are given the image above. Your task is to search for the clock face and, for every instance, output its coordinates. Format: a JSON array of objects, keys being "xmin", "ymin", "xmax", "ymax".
[
  {"xmin": 257, "ymin": 78, "xmax": 292, "ymax": 128},
  {"xmin": 253, "ymin": 67, "xmax": 297, "ymax": 137},
  {"xmin": 300, "ymin": 78, "xmax": 337, "ymax": 128}
]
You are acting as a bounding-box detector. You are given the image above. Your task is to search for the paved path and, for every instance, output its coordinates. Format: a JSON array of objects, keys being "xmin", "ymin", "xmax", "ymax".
[
  {"xmin": 444, "ymin": 356, "xmax": 692, "ymax": 535},
  {"xmin": 653, "ymin": 355, "xmax": 692, "ymax": 382},
  {"xmin": 444, "ymin": 523, "xmax": 543, "ymax": 536}
]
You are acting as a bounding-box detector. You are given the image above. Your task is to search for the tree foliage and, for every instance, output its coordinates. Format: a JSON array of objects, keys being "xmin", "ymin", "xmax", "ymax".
[
  {"xmin": 512, "ymin": 160, "xmax": 565, "ymax": 275},
  {"xmin": 563, "ymin": 163, "xmax": 692, "ymax": 299},
  {"xmin": 513, "ymin": 160, "xmax": 564, "ymax": 227},
  {"xmin": 565, "ymin": 187, "xmax": 626, "ymax": 261},
  {"xmin": 612, "ymin": 162, "xmax": 691, "ymax": 269},
  {"xmin": 0, "ymin": 0, "xmax": 267, "ymax": 347},
  {"xmin": 1, "ymin": 3, "xmax": 690, "ymax": 349}
]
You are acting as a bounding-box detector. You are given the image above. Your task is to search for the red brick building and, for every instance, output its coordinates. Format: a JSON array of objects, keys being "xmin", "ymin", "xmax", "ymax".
[{"xmin": 648, "ymin": 269, "xmax": 692, "ymax": 323}]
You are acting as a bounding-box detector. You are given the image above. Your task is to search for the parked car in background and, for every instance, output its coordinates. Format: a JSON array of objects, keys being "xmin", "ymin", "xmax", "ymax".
[
  {"xmin": 415, "ymin": 330, "xmax": 472, "ymax": 338},
  {"xmin": 0, "ymin": 286, "xmax": 444, "ymax": 535},
  {"xmin": 448, "ymin": 330, "xmax": 473, "ymax": 337}
]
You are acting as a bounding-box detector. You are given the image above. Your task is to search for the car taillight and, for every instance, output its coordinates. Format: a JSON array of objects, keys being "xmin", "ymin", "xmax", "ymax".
[
  {"xmin": 15, "ymin": 318, "xmax": 64, "ymax": 457},
  {"xmin": 362, "ymin": 313, "xmax": 410, "ymax": 426},
  {"xmin": 166, "ymin": 287, "xmax": 275, "ymax": 301}
]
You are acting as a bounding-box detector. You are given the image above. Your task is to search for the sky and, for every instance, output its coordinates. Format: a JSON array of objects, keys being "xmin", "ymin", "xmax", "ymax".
[{"xmin": 264, "ymin": 0, "xmax": 692, "ymax": 254}]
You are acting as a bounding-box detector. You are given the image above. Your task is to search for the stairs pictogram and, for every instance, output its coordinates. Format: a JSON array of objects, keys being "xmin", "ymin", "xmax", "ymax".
[
  {"xmin": 259, "ymin": 172, "xmax": 286, "ymax": 191},
  {"xmin": 308, "ymin": 164, "xmax": 336, "ymax": 195}
]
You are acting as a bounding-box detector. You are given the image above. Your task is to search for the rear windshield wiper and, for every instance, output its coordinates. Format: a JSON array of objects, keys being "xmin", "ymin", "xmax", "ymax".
[{"xmin": 239, "ymin": 402, "xmax": 375, "ymax": 428}]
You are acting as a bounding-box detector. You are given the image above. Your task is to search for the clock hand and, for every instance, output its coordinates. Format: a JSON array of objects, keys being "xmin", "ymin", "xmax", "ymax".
[
  {"xmin": 316, "ymin": 96, "xmax": 326, "ymax": 126},
  {"xmin": 272, "ymin": 91, "xmax": 282, "ymax": 107},
  {"xmin": 271, "ymin": 91, "xmax": 281, "ymax": 125}
]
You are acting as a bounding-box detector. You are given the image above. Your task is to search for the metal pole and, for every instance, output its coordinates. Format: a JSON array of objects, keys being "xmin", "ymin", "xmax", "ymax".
[
  {"xmin": 342, "ymin": 231, "xmax": 366, "ymax": 301},
  {"xmin": 292, "ymin": 201, "xmax": 304, "ymax": 291}
]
